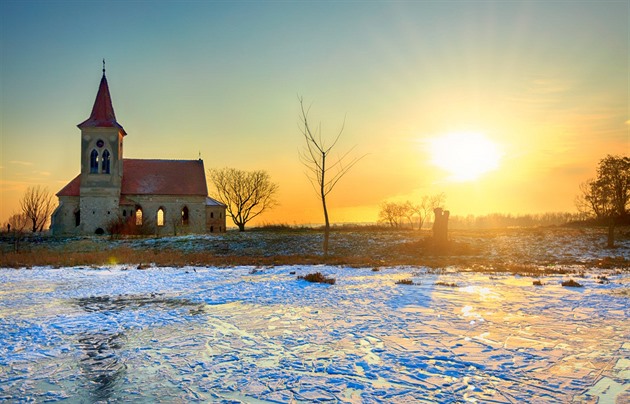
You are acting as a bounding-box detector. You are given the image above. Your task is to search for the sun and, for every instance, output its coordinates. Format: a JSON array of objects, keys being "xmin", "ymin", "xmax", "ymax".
[{"xmin": 428, "ymin": 132, "xmax": 502, "ymax": 182}]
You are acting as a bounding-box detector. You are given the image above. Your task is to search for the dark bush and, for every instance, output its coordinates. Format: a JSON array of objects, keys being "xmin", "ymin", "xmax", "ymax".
[
  {"xmin": 596, "ymin": 275, "xmax": 610, "ymax": 284},
  {"xmin": 533, "ymin": 280, "xmax": 543, "ymax": 286},
  {"xmin": 561, "ymin": 279, "xmax": 583, "ymax": 288},
  {"xmin": 395, "ymin": 278, "xmax": 415, "ymax": 285},
  {"xmin": 298, "ymin": 272, "xmax": 336, "ymax": 285}
]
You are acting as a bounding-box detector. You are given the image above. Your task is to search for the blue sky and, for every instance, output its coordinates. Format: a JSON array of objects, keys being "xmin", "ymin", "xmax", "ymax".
[{"xmin": 1, "ymin": 1, "xmax": 628, "ymax": 225}]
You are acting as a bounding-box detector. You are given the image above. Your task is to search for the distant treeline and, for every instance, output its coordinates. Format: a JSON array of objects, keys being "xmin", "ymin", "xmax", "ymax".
[{"xmin": 448, "ymin": 212, "xmax": 584, "ymax": 229}]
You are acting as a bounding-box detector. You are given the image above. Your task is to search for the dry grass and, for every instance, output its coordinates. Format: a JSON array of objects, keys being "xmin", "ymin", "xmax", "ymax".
[
  {"xmin": 2, "ymin": 226, "xmax": 629, "ymax": 273},
  {"xmin": 0, "ymin": 248, "xmax": 367, "ymax": 269},
  {"xmin": 435, "ymin": 281, "xmax": 459, "ymax": 287}
]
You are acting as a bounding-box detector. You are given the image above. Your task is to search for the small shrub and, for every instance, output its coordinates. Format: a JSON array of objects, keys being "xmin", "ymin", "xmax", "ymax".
[
  {"xmin": 372, "ymin": 267, "xmax": 380, "ymax": 272},
  {"xmin": 533, "ymin": 280, "xmax": 543, "ymax": 286},
  {"xmin": 561, "ymin": 279, "xmax": 583, "ymax": 288},
  {"xmin": 435, "ymin": 281, "xmax": 459, "ymax": 287},
  {"xmin": 298, "ymin": 272, "xmax": 336, "ymax": 285},
  {"xmin": 107, "ymin": 215, "xmax": 154, "ymax": 237},
  {"xmin": 395, "ymin": 278, "xmax": 415, "ymax": 285}
]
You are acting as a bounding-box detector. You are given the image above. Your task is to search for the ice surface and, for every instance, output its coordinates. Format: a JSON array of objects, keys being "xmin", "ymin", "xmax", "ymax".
[{"xmin": 0, "ymin": 265, "xmax": 628, "ymax": 402}]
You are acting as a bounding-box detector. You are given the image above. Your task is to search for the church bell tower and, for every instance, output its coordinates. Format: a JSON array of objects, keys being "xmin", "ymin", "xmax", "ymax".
[{"xmin": 77, "ymin": 61, "xmax": 127, "ymax": 234}]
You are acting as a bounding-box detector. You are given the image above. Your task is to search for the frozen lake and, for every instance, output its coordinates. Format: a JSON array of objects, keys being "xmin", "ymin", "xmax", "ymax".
[{"xmin": 1, "ymin": 265, "xmax": 628, "ymax": 402}]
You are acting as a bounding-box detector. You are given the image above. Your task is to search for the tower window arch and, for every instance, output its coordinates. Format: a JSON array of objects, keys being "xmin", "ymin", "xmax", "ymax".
[
  {"xmin": 102, "ymin": 150, "xmax": 111, "ymax": 174},
  {"xmin": 90, "ymin": 150, "xmax": 99, "ymax": 173},
  {"xmin": 181, "ymin": 206, "xmax": 189, "ymax": 226}
]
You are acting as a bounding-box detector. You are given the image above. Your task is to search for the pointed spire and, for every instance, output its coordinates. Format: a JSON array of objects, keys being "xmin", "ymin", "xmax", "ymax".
[{"xmin": 78, "ymin": 63, "xmax": 126, "ymax": 136}]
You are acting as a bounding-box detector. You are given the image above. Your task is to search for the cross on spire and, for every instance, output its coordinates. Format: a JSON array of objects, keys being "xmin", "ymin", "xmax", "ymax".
[{"xmin": 102, "ymin": 59, "xmax": 106, "ymax": 76}]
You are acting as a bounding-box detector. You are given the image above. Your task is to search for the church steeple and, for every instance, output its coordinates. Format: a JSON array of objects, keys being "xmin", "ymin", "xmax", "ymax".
[{"xmin": 77, "ymin": 62, "xmax": 127, "ymax": 136}]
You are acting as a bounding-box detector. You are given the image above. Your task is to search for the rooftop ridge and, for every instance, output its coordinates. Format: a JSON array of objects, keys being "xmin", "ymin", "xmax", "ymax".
[{"xmin": 123, "ymin": 158, "xmax": 204, "ymax": 162}]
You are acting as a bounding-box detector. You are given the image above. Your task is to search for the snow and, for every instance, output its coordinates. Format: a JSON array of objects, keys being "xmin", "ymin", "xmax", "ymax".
[{"xmin": 0, "ymin": 264, "xmax": 628, "ymax": 402}]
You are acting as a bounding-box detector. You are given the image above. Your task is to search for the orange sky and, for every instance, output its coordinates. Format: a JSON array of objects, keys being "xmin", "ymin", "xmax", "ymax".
[{"xmin": 1, "ymin": 1, "xmax": 628, "ymax": 228}]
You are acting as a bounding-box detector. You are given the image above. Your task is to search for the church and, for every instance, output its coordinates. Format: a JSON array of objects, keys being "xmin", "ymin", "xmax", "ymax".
[{"xmin": 51, "ymin": 66, "xmax": 226, "ymax": 236}]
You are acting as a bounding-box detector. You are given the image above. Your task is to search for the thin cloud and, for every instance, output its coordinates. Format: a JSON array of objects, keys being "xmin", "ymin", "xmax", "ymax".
[
  {"xmin": 10, "ymin": 160, "xmax": 33, "ymax": 166},
  {"xmin": 32, "ymin": 171, "xmax": 51, "ymax": 177}
]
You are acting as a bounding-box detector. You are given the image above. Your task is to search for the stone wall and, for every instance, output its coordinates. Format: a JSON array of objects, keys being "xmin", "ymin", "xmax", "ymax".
[
  {"xmin": 124, "ymin": 194, "xmax": 208, "ymax": 235},
  {"xmin": 205, "ymin": 205, "xmax": 227, "ymax": 233},
  {"xmin": 79, "ymin": 188, "xmax": 120, "ymax": 235},
  {"xmin": 51, "ymin": 196, "xmax": 80, "ymax": 235}
]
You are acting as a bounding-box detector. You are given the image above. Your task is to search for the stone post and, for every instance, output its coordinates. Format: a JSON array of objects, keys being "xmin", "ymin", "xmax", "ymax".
[{"xmin": 433, "ymin": 208, "xmax": 450, "ymax": 245}]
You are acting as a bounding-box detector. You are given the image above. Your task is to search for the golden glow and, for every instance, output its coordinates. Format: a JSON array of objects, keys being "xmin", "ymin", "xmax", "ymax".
[{"xmin": 428, "ymin": 132, "xmax": 502, "ymax": 182}]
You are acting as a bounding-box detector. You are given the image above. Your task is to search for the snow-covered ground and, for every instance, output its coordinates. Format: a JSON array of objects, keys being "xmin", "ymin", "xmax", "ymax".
[{"xmin": 1, "ymin": 265, "xmax": 628, "ymax": 402}]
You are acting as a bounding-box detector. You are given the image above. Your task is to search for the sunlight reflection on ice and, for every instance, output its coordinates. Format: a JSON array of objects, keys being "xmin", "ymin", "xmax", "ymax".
[
  {"xmin": 461, "ymin": 285, "xmax": 499, "ymax": 300},
  {"xmin": 0, "ymin": 265, "xmax": 628, "ymax": 402}
]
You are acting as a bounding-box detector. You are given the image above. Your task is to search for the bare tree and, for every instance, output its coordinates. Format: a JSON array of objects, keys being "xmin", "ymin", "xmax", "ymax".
[
  {"xmin": 20, "ymin": 185, "xmax": 55, "ymax": 233},
  {"xmin": 402, "ymin": 201, "xmax": 417, "ymax": 229},
  {"xmin": 208, "ymin": 167, "xmax": 279, "ymax": 232},
  {"xmin": 378, "ymin": 194, "xmax": 445, "ymax": 230},
  {"xmin": 576, "ymin": 155, "xmax": 630, "ymax": 247},
  {"xmin": 298, "ymin": 97, "xmax": 363, "ymax": 256},
  {"xmin": 6, "ymin": 212, "xmax": 29, "ymax": 232},
  {"xmin": 408, "ymin": 193, "xmax": 446, "ymax": 230},
  {"xmin": 4, "ymin": 212, "xmax": 29, "ymax": 252},
  {"xmin": 378, "ymin": 202, "xmax": 407, "ymax": 228}
]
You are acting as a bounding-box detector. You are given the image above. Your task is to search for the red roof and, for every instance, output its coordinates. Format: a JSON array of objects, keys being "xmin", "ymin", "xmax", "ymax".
[
  {"xmin": 56, "ymin": 173, "xmax": 81, "ymax": 197},
  {"xmin": 122, "ymin": 159, "xmax": 208, "ymax": 195},
  {"xmin": 57, "ymin": 159, "xmax": 208, "ymax": 197},
  {"xmin": 77, "ymin": 73, "xmax": 126, "ymax": 135}
]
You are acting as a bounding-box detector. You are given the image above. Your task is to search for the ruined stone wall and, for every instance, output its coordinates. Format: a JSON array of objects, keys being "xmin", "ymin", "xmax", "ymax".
[
  {"xmin": 205, "ymin": 205, "xmax": 227, "ymax": 233},
  {"xmin": 51, "ymin": 196, "xmax": 80, "ymax": 235},
  {"xmin": 124, "ymin": 195, "xmax": 207, "ymax": 235}
]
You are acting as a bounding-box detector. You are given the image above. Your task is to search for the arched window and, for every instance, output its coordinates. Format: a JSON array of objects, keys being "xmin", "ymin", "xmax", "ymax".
[
  {"xmin": 90, "ymin": 150, "xmax": 99, "ymax": 173},
  {"xmin": 157, "ymin": 208, "xmax": 165, "ymax": 226},
  {"xmin": 102, "ymin": 150, "xmax": 111, "ymax": 174},
  {"xmin": 135, "ymin": 207, "xmax": 143, "ymax": 226},
  {"xmin": 181, "ymin": 206, "xmax": 189, "ymax": 226}
]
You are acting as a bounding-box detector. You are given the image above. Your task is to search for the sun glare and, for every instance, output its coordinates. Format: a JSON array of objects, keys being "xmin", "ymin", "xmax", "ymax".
[{"xmin": 428, "ymin": 132, "xmax": 502, "ymax": 182}]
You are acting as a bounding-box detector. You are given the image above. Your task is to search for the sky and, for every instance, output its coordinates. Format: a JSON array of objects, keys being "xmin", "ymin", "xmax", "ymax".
[{"xmin": 1, "ymin": 0, "xmax": 628, "ymax": 227}]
